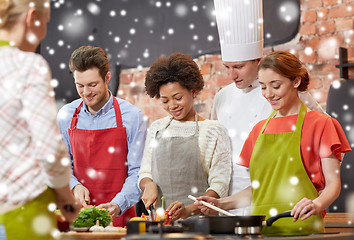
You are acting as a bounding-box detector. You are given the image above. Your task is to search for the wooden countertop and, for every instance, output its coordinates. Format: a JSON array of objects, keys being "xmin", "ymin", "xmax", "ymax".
[
  {"xmin": 60, "ymin": 231, "xmax": 126, "ymax": 239},
  {"xmin": 324, "ymin": 212, "xmax": 354, "ymax": 233}
]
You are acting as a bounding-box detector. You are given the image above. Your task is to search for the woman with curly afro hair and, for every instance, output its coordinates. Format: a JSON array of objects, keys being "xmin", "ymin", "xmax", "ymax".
[{"xmin": 138, "ymin": 52, "xmax": 232, "ymax": 220}]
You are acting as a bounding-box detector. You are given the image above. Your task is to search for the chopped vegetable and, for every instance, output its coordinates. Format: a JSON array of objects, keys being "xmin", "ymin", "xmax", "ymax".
[{"xmin": 73, "ymin": 206, "xmax": 112, "ymax": 228}]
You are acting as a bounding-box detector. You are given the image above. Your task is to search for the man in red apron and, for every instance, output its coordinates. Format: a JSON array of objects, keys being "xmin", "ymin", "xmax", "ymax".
[{"xmin": 57, "ymin": 46, "xmax": 147, "ymax": 226}]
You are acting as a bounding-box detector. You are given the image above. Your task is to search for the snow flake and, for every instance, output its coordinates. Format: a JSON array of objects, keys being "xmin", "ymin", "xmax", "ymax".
[
  {"xmin": 108, "ymin": 146, "xmax": 115, "ymax": 153},
  {"xmin": 175, "ymin": 3, "xmax": 188, "ymax": 17},
  {"xmin": 48, "ymin": 49, "xmax": 55, "ymax": 55},
  {"xmin": 61, "ymin": 157, "xmax": 70, "ymax": 166},
  {"xmin": 32, "ymin": 214, "xmax": 53, "ymax": 235},
  {"xmin": 343, "ymin": 104, "xmax": 349, "ymax": 110},
  {"xmin": 87, "ymin": 2, "xmax": 100, "ymax": 15},
  {"xmin": 58, "ymin": 40, "xmax": 64, "ymax": 46},
  {"xmin": 58, "ymin": 25, "xmax": 64, "ymax": 31},
  {"xmin": 129, "ymin": 28, "xmax": 136, "ymax": 35},
  {"xmin": 155, "ymin": 1, "xmax": 162, "ymax": 8},
  {"xmin": 51, "ymin": 229, "xmax": 60, "ymax": 239},
  {"xmin": 166, "ymin": 2, "xmax": 171, "ymax": 7},
  {"xmin": 51, "ymin": 79, "xmax": 59, "ymax": 88},
  {"xmin": 120, "ymin": 10, "xmax": 127, "ymax": 16},
  {"xmin": 47, "ymin": 154, "xmax": 55, "ymax": 163},
  {"xmin": 86, "ymin": 168, "xmax": 98, "ymax": 179},
  {"xmin": 331, "ymin": 112, "xmax": 338, "ymax": 118},
  {"xmin": 193, "ymin": 35, "xmax": 199, "ymax": 41},
  {"xmin": 189, "ymin": 24, "xmax": 195, "ymax": 29},
  {"xmin": 192, "ymin": 6, "xmax": 198, "ymax": 12},
  {"xmin": 88, "ymin": 35, "xmax": 95, "ymax": 41},
  {"xmin": 26, "ymin": 32, "xmax": 38, "ymax": 44},
  {"xmin": 266, "ymin": 33, "xmax": 271, "ymax": 39},
  {"xmin": 251, "ymin": 180, "xmax": 260, "ymax": 189},
  {"xmin": 332, "ymin": 80, "xmax": 341, "ymax": 89},
  {"xmin": 110, "ymin": 10, "xmax": 116, "ymax": 17},
  {"xmin": 59, "ymin": 63, "xmax": 66, "ymax": 69},
  {"xmin": 75, "ymin": 9, "xmax": 83, "ymax": 16},
  {"xmin": 168, "ymin": 28, "xmax": 174, "ymax": 35},
  {"xmin": 191, "ymin": 186, "xmax": 198, "ymax": 194},
  {"xmin": 278, "ymin": 2, "xmax": 298, "ymax": 23},
  {"xmin": 289, "ymin": 176, "xmax": 299, "ymax": 185},
  {"xmin": 269, "ymin": 208, "xmax": 278, "ymax": 217},
  {"xmin": 114, "ymin": 36, "xmax": 120, "ymax": 43},
  {"xmin": 304, "ymin": 47, "xmax": 313, "ymax": 55},
  {"xmin": 48, "ymin": 203, "xmax": 57, "ymax": 212}
]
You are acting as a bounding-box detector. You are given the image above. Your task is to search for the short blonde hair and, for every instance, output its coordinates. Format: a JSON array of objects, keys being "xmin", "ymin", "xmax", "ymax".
[{"xmin": 0, "ymin": 0, "xmax": 49, "ymax": 28}]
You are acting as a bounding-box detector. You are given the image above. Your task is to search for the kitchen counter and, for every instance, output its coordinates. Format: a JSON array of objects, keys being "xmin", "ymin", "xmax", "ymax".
[
  {"xmin": 60, "ymin": 213, "xmax": 354, "ymax": 240},
  {"xmin": 60, "ymin": 232, "xmax": 354, "ymax": 240}
]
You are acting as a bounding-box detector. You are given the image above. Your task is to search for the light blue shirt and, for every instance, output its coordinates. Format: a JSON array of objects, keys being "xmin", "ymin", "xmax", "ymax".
[{"xmin": 57, "ymin": 92, "xmax": 147, "ymax": 215}]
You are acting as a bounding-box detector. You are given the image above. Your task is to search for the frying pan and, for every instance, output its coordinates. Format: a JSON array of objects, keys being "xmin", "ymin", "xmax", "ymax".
[{"xmin": 197, "ymin": 211, "xmax": 292, "ymax": 234}]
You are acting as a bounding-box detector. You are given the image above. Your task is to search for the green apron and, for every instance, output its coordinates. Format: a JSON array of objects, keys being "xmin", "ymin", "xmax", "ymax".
[
  {"xmin": 249, "ymin": 103, "xmax": 324, "ymax": 234},
  {"xmin": 0, "ymin": 40, "xmax": 11, "ymax": 47},
  {"xmin": 0, "ymin": 188, "xmax": 57, "ymax": 240}
]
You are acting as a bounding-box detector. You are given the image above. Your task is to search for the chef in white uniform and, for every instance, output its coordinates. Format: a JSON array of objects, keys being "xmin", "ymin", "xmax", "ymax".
[{"xmin": 211, "ymin": 0, "xmax": 325, "ymax": 215}]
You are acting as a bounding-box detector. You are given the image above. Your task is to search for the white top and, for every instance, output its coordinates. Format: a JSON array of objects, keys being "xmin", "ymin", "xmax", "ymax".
[
  {"xmin": 138, "ymin": 117, "xmax": 232, "ymax": 198},
  {"xmin": 0, "ymin": 46, "xmax": 71, "ymax": 213},
  {"xmin": 211, "ymin": 81, "xmax": 273, "ymax": 215}
]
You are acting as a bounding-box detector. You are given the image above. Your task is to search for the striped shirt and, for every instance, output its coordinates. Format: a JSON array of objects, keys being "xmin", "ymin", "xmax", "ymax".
[{"xmin": 0, "ymin": 46, "xmax": 71, "ymax": 213}]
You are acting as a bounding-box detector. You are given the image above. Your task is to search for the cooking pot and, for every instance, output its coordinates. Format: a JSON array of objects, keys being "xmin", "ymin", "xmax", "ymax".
[{"xmin": 196, "ymin": 210, "xmax": 292, "ymax": 234}]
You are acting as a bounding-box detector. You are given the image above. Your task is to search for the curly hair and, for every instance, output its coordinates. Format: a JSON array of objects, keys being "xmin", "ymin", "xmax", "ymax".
[
  {"xmin": 258, "ymin": 51, "xmax": 310, "ymax": 92},
  {"xmin": 145, "ymin": 52, "xmax": 204, "ymax": 98}
]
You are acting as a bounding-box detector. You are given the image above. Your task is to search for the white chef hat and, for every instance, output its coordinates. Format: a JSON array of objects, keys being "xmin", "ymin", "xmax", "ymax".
[{"xmin": 214, "ymin": 0, "xmax": 264, "ymax": 62}]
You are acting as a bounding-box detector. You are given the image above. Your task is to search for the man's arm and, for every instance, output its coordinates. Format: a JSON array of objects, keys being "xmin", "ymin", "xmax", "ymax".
[{"xmin": 111, "ymin": 106, "xmax": 147, "ymax": 215}]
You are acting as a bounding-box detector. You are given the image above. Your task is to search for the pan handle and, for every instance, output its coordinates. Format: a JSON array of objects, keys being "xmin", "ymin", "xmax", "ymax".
[{"xmin": 264, "ymin": 210, "xmax": 292, "ymax": 226}]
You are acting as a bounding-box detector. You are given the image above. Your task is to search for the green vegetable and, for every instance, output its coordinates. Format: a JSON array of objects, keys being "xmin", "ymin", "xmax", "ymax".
[
  {"xmin": 73, "ymin": 206, "xmax": 112, "ymax": 228},
  {"xmin": 161, "ymin": 196, "xmax": 165, "ymax": 210}
]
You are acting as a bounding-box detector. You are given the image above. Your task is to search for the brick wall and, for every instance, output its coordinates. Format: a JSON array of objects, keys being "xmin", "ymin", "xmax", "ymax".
[{"xmin": 118, "ymin": 0, "xmax": 354, "ymax": 126}]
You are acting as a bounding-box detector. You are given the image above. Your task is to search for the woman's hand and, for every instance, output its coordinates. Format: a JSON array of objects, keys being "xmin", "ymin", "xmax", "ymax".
[
  {"xmin": 194, "ymin": 196, "xmax": 220, "ymax": 215},
  {"xmin": 141, "ymin": 181, "xmax": 158, "ymax": 209},
  {"xmin": 167, "ymin": 201, "xmax": 190, "ymax": 220},
  {"xmin": 55, "ymin": 185, "xmax": 81, "ymax": 222},
  {"xmin": 291, "ymin": 197, "xmax": 321, "ymax": 221}
]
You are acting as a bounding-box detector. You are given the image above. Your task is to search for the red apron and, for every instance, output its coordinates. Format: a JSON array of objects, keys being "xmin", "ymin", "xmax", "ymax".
[{"xmin": 68, "ymin": 97, "xmax": 136, "ymax": 226}]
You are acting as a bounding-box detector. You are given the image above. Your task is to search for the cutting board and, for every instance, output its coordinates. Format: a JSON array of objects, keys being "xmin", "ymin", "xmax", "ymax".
[{"xmin": 60, "ymin": 231, "xmax": 126, "ymax": 239}]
